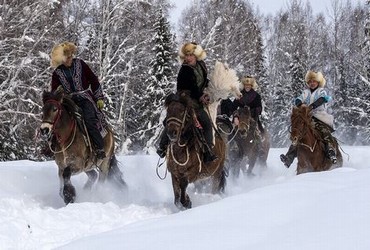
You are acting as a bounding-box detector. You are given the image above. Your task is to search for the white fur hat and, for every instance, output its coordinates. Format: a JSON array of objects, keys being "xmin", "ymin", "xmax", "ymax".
[
  {"xmin": 178, "ymin": 42, "xmax": 206, "ymax": 63},
  {"xmin": 50, "ymin": 42, "xmax": 77, "ymax": 68},
  {"xmin": 241, "ymin": 76, "xmax": 258, "ymax": 90},
  {"xmin": 305, "ymin": 70, "xmax": 326, "ymax": 87}
]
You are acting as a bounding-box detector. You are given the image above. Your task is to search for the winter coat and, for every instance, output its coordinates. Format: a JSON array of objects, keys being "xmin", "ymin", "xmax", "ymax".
[
  {"xmin": 233, "ymin": 89, "xmax": 262, "ymax": 120},
  {"xmin": 51, "ymin": 58, "xmax": 104, "ymax": 105},
  {"xmin": 177, "ymin": 60, "xmax": 209, "ymax": 108},
  {"xmin": 295, "ymin": 87, "xmax": 334, "ymax": 128}
]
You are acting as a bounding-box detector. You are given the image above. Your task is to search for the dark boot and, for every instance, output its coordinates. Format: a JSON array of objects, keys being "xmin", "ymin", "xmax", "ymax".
[
  {"xmin": 280, "ymin": 144, "xmax": 297, "ymax": 168},
  {"xmin": 156, "ymin": 128, "xmax": 169, "ymax": 158},
  {"xmin": 197, "ymin": 110, "xmax": 218, "ymax": 163},
  {"xmin": 327, "ymin": 143, "xmax": 337, "ymax": 164},
  {"xmin": 203, "ymin": 147, "xmax": 218, "ymax": 163},
  {"xmin": 79, "ymin": 99, "xmax": 106, "ymax": 160},
  {"xmin": 203, "ymin": 130, "xmax": 218, "ymax": 163}
]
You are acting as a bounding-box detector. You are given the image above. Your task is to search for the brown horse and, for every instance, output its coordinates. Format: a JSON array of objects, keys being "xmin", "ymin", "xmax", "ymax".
[
  {"xmin": 229, "ymin": 107, "xmax": 270, "ymax": 177},
  {"xmin": 164, "ymin": 93, "xmax": 226, "ymax": 209},
  {"xmin": 40, "ymin": 90, "xmax": 126, "ymax": 204},
  {"xmin": 290, "ymin": 105, "xmax": 343, "ymax": 174}
]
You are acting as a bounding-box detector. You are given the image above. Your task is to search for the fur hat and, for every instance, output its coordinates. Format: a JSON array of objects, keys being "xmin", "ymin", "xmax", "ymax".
[
  {"xmin": 241, "ymin": 76, "xmax": 258, "ymax": 90},
  {"xmin": 178, "ymin": 42, "xmax": 206, "ymax": 63},
  {"xmin": 305, "ymin": 70, "xmax": 326, "ymax": 87},
  {"xmin": 50, "ymin": 42, "xmax": 77, "ymax": 68}
]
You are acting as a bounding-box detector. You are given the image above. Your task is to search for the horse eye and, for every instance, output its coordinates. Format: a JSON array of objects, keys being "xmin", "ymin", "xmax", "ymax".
[{"xmin": 53, "ymin": 106, "xmax": 58, "ymax": 112}]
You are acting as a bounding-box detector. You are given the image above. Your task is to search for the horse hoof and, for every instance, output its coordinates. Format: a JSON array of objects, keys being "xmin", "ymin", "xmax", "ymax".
[{"xmin": 63, "ymin": 185, "xmax": 76, "ymax": 205}]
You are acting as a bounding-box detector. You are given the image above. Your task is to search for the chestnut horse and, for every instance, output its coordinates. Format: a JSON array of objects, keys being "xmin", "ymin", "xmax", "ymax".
[
  {"xmin": 230, "ymin": 107, "xmax": 270, "ymax": 177},
  {"xmin": 164, "ymin": 93, "xmax": 226, "ymax": 209},
  {"xmin": 40, "ymin": 90, "xmax": 126, "ymax": 204},
  {"xmin": 290, "ymin": 105, "xmax": 342, "ymax": 174}
]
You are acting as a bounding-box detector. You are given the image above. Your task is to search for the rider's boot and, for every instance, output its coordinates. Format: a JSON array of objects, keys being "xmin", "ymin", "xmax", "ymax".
[
  {"xmin": 203, "ymin": 128, "xmax": 218, "ymax": 163},
  {"xmin": 327, "ymin": 143, "xmax": 337, "ymax": 164},
  {"xmin": 280, "ymin": 144, "xmax": 297, "ymax": 168}
]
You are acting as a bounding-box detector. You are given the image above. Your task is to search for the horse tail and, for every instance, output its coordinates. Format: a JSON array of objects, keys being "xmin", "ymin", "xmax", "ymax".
[{"xmin": 108, "ymin": 154, "xmax": 127, "ymax": 188}]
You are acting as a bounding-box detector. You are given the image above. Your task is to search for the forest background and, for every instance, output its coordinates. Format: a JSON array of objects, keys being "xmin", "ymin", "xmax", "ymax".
[{"xmin": 0, "ymin": 0, "xmax": 369, "ymax": 161}]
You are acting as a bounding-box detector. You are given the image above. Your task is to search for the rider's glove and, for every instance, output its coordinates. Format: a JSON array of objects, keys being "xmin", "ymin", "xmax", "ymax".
[{"xmin": 97, "ymin": 99, "xmax": 104, "ymax": 110}]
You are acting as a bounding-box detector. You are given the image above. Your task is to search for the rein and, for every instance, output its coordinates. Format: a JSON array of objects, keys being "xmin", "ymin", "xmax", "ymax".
[
  {"xmin": 166, "ymin": 107, "xmax": 189, "ymax": 147},
  {"xmin": 166, "ymin": 105, "xmax": 204, "ymax": 171}
]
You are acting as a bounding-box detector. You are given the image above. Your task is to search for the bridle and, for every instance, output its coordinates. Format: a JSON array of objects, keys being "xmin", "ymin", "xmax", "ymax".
[
  {"xmin": 290, "ymin": 112, "xmax": 317, "ymax": 152},
  {"xmin": 166, "ymin": 104, "xmax": 201, "ymax": 166},
  {"xmin": 166, "ymin": 106, "xmax": 189, "ymax": 147},
  {"xmin": 42, "ymin": 99, "xmax": 77, "ymax": 153}
]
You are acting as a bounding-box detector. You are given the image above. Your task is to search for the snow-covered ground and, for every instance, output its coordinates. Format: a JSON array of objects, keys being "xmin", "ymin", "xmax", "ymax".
[{"xmin": 0, "ymin": 146, "xmax": 369, "ymax": 250}]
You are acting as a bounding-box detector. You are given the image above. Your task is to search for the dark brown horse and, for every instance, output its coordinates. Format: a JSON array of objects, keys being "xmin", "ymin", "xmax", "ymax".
[
  {"xmin": 228, "ymin": 107, "xmax": 270, "ymax": 177},
  {"xmin": 164, "ymin": 93, "xmax": 226, "ymax": 209},
  {"xmin": 290, "ymin": 105, "xmax": 343, "ymax": 174},
  {"xmin": 40, "ymin": 90, "xmax": 126, "ymax": 204}
]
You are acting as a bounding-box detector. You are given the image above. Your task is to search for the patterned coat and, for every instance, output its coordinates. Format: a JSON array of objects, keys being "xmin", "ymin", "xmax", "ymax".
[
  {"xmin": 51, "ymin": 58, "xmax": 104, "ymax": 105},
  {"xmin": 295, "ymin": 87, "xmax": 333, "ymax": 127},
  {"xmin": 233, "ymin": 88, "xmax": 262, "ymax": 120}
]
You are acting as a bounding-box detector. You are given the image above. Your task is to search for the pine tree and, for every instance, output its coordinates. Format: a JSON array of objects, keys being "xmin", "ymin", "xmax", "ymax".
[{"xmin": 136, "ymin": 7, "xmax": 176, "ymax": 152}]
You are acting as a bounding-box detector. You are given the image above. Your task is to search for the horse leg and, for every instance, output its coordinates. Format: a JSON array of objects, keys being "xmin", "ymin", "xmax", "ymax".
[
  {"xmin": 179, "ymin": 177, "xmax": 191, "ymax": 209},
  {"xmin": 172, "ymin": 176, "xmax": 191, "ymax": 209},
  {"xmin": 107, "ymin": 155, "xmax": 127, "ymax": 188},
  {"xmin": 246, "ymin": 152, "xmax": 258, "ymax": 176},
  {"xmin": 59, "ymin": 166, "xmax": 76, "ymax": 204},
  {"xmin": 171, "ymin": 176, "xmax": 182, "ymax": 209},
  {"xmin": 83, "ymin": 170, "xmax": 98, "ymax": 190},
  {"xmin": 212, "ymin": 167, "xmax": 227, "ymax": 194}
]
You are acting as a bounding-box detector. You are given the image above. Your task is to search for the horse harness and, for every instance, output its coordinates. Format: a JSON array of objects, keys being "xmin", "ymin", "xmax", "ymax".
[{"xmin": 166, "ymin": 105, "xmax": 211, "ymax": 173}]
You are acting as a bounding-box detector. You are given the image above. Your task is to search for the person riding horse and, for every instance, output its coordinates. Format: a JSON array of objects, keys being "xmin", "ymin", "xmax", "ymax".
[
  {"xmin": 280, "ymin": 70, "xmax": 337, "ymax": 167},
  {"xmin": 50, "ymin": 41, "xmax": 106, "ymax": 160},
  {"xmin": 157, "ymin": 42, "xmax": 217, "ymax": 163},
  {"xmin": 220, "ymin": 76, "xmax": 264, "ymax": 146}
]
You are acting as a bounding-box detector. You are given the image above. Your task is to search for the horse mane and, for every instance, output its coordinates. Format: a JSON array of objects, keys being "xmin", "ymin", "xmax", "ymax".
[
  {"xmin": 292, "ymin": 106, "xmax": 322, "ymax": 140},
  {"xmin": 165, "ymin": 91, "xmax": 198, "ymax": 112},
  {"xmin": 42, "ymin": 90, "xmax": 78, "ymax": 116},
  {"xmin": 238, "ymin": 106, "xmax": 251, "ymax": 117},
  {"xmin": 164, "ymin": 92, "xmax": 197, "ymax": 133}
]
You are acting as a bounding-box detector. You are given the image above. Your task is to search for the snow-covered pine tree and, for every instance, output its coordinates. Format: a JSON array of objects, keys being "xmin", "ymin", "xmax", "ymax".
[{"xmin": 136, "ymin": 6, "xmax": 176, "ymax": 153}]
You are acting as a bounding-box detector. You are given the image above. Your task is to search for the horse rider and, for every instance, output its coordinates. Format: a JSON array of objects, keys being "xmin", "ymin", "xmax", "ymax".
[
  {"xmin": 220, "ymin": 76, "xmax": 264, "ymax": 145},
  {"xmin": 156, "ymin": 42, "xmax": 217, "ymax": 163},
  {"xmin": 50, "ymin": 41, "xmax": 106, "ymax": 160},
  {"xmin": 232, "ymin": 76, "xmax": 264, "ymax": 134},
  {"xmin": 280, "ymin": 70, "xmax": 337, "ymax": 167}
]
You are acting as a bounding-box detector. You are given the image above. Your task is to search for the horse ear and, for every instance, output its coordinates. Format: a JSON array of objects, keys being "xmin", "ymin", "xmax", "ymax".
[
  {"xmin": 42, "ymin": 90, "xmax": 49, "ymax": 104},
  {"xmin": 55, "ymin": 89, "xmax": 64, "ymax": 103}
]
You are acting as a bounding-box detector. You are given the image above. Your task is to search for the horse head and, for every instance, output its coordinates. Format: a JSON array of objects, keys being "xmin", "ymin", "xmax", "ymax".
[
  {"xmin": 164, "ymin": 93, "xmax": 194, "ymax": 143},
  {"xmin": 40, "ymin": 90, "xmax": 64, "ymax": 140},
  {"xmin": 236, "ymin": 107, "xmax": 252, "ymax": 137},
  {"xmin": 290, "ymin": 105, "xmax": 312, "ymax": 145}
]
